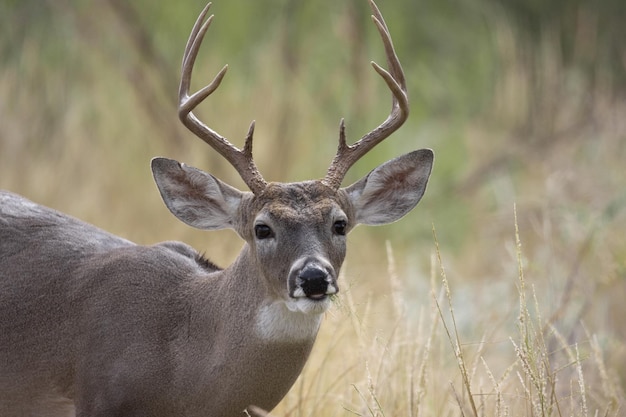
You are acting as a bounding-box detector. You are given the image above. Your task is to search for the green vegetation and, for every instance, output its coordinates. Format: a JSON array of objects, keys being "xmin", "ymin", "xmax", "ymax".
[{"xmin": 1, "ymin": 0, "xmax": 624, "ymax": 415}]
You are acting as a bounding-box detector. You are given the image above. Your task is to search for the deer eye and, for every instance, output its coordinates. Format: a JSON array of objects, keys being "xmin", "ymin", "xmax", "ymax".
[
  {"xmin": 254, "ymin": 224, "xmax": 273, "ymax": 240},
  {"xmin": 333, "ymin": 220, "xmax": 347, "ymax": 236}
]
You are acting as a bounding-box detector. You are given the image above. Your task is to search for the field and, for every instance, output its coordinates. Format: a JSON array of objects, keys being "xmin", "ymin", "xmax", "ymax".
[{"xmin": 1, "ymin": 0, "xmax": 624, "ymax": 415}]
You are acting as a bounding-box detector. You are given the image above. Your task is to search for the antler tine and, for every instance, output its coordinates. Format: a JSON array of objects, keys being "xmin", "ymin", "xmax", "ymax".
[
  {"xmin": 323, "ymin": 0, "xmax": 409, "ymax": 189},
  {"xmin": 178, "ymin": 3, "xmax": 267, "ymax": 194}
]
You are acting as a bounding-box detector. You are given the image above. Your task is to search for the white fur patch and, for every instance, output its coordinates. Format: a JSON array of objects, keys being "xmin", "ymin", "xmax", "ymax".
[{"xmin": 255, "ymin": 299, "xmax": 328, "ymax": 342}]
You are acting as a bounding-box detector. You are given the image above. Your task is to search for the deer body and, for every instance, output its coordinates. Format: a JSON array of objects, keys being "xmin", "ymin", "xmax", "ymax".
[
  {"xmin": 1, "ymin": 189, "xmax": 323, "ymax": 416},
  {"xmin": 1, "ymin": 1, "xmax": 434, "ymax": 416}
]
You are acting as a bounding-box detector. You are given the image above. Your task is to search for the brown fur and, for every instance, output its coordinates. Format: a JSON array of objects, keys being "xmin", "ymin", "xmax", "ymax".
[{"xmin": 0, "ymin": 148, "xmax": 432, "ymax": 416}]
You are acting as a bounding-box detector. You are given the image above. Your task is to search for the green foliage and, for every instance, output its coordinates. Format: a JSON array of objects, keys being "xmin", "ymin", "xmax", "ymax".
[{"xmin": 492, "ymin": 0, "xmax": 626, "ymax": 88}]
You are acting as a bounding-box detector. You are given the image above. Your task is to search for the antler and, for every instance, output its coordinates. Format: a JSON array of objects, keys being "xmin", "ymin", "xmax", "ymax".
[
  {"xmin": 323, "ymin": 0, "xmax": 409, "ymax": 189},
  {"xmin": 179, "ymin": 3, "xmax": 267, "ymax": 194}
]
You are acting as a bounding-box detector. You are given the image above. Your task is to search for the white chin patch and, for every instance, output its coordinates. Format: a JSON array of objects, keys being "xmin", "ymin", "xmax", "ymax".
[
  {"xmin": 286, "ymin": 297, "xmax": 332, "ymax": 315},
  {"xmin": 255, "ymin": 299, "xmax": 330, "ymax": 342}
]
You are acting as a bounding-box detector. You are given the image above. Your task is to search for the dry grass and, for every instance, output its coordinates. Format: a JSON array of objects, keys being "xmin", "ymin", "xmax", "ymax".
[{"xmin": 266, "ymin": 211, "xmax": 624, "ymax": 416}]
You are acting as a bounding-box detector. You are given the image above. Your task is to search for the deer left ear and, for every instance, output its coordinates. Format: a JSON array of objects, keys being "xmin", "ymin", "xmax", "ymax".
[
  {"xmin": 343, "ymin": 149, "xmax": 433, "ymax": 226},
  {"xmin": 151, "ymin": 157, "xmax": 245, "ymax": 230}
]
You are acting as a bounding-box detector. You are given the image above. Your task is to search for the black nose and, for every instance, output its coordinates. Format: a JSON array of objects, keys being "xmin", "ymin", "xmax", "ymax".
[{"xmin": 299, "ymin": 266, "xmax": 328, "ymax": 298}]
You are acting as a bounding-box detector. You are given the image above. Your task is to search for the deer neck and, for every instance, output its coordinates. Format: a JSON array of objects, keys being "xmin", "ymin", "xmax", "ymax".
[
  {"xmin": 177, "ymin": 246, "xmax": 322, "ymax": 413},
  {"xmin": 188, "ymin": 245, "xmax": 324, "ymax": 346}
]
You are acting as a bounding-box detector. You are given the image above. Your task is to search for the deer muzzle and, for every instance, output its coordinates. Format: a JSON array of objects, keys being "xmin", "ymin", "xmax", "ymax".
[{"xmin": 289, "ymin": 258, "xmax": 338, "ymax": 301}]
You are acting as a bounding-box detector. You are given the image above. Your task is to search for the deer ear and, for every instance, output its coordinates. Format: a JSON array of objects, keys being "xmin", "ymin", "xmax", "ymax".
[
  {"xmin": 343, "ymin": 149, "xmax": 433, "ymax": 226},
  {"xmin": 151, "ymin": 157, "xmax": 245, "ymax": 230}
]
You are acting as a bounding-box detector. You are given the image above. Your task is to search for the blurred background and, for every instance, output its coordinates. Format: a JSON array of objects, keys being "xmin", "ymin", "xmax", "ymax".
[{"xmin": 1, "ymin": 0, "xmax": 625, "ymax": 414}]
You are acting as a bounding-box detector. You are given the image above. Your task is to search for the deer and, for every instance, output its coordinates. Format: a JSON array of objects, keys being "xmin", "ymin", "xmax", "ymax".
[{"xmin": 0, "ymin": 1, "xmax": 433, "ymax": 416}]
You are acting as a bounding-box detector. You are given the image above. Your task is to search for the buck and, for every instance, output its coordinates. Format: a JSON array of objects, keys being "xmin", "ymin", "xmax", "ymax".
[{"xmin": 0, "ymin": 1, "xmax": 432, "ymax": 416}]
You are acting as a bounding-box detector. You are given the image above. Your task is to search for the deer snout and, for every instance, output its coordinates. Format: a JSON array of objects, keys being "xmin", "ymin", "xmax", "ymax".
[
  {"xmin": 289, "ymin": 259, "xmax": 338, "ymax": 301},
  {"xmin": 299, "ymin": 266, "xmax": 333, "ymax": 299}
]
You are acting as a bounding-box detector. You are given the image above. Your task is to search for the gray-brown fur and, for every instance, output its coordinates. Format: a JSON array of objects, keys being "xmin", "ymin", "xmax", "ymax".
[
  {"xmin": 0, "ymin": 147, "xmax": 432, "ymax": 416},
  {"xmin": 0, "ymin": 191, "xmax": 316, "ymax": 416},
  {"xmin": 0, "ymin": 0, "xmax": 434, "ymax": 415}
]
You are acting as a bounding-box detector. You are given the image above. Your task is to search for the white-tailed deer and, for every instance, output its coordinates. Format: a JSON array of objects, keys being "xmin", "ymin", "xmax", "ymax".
[{"xmin": 0, "ymin": 1, "xmax": 432, "ymax": 416}]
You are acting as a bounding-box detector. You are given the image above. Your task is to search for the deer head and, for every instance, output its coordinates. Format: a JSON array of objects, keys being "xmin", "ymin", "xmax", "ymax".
[{"xmin": 151, "ymin": 0, "xmax": 433, "ymax": 318}]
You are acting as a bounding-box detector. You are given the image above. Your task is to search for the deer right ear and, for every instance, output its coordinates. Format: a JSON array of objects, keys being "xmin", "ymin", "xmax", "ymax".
[
  {"xmin": 343, "ymin": 149, "xmax": 433, "ymax": 226},
  {"xmin": 151, "ymin": 157, "xmax": 245, "ymax": 230}
]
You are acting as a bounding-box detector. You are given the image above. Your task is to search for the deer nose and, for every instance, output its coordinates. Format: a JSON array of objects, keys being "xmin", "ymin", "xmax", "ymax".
[{"xmin": 298, "ymin": 265, "xmax": 335, "ymax": 300}]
